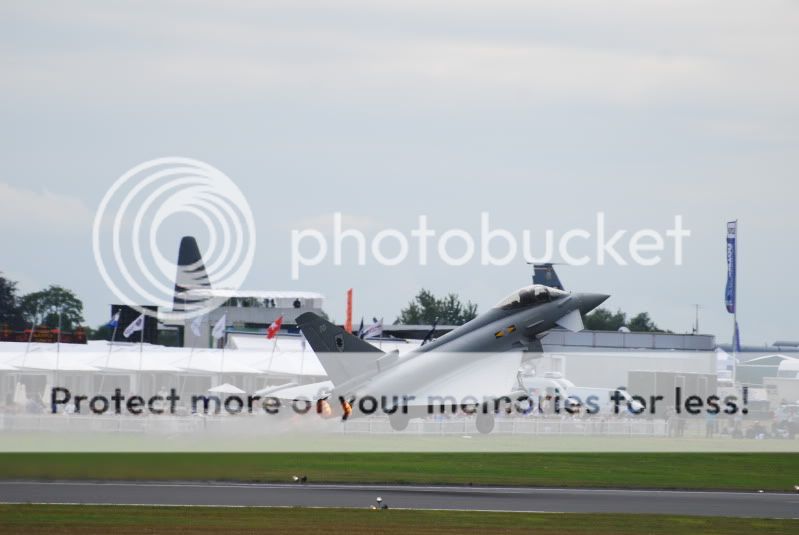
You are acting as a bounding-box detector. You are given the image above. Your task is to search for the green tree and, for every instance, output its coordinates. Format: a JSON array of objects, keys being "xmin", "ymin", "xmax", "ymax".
[
  {"xmin": 19, "ymin": 285, "xmax": 85, "ymax": 331},
  {"xmin": 583, "ymin": 308, "xmax": 626, "ymax": 331},
  {"xmin": 583, "ymin": 308, "xmax": 669, "ymax": 332},
  {"xmin": 0, "ymin": 273, "xmax": 24, "ymax": 329},
  {"xmin": 396, "ymin": 289, "xmax": 478, "ymax": 326},
  {"xmin": 627, "ymin": 312, "xmax": 659, "ymax": 332}
]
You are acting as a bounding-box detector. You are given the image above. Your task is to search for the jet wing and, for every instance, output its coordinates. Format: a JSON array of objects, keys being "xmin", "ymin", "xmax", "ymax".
[
  {"xmin": 555, "ymin": 309, "xmax": 584, "ymax": 332},
  {"xmin": 257, "ymin": 380, "xmax": 333, "ymax": 402},
  {"xmin": 401, "ymin": 351, "xmax": 523, "ymax": 406}
]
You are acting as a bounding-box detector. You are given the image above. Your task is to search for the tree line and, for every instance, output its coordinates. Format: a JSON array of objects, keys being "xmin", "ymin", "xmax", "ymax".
[
  {"xmin": 396, "ymin": 289, "xmax": 667, "ymax": 332},
  {"xmin": 0, "ymin": 273, "xmax": 85, "ymax": 331},
  {"xmin": 1, "ymin": 271, "xmax": 667, "ymax": 337},
  {"xmin": 582, "ymin": 308, "xmax": 665, "ymax": 333}
]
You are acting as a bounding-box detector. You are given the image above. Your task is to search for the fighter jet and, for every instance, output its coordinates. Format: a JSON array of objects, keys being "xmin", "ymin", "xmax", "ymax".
[{"xmin": 293, "ymin": 284, "xmax": 608, "ymax": 433}]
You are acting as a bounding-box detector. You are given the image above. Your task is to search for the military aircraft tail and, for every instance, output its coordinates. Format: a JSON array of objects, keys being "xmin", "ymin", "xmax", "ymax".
[
  {"xmin": 173, "ymin": 236, "xmax": 212, "ymax": 314},
  {"xmin": 532, "ymin": 263, "xmax": 564, "ymax": 290},
  {"xmin": 296, "ymin": 312, "xmax": 383, "ymax": 386}
]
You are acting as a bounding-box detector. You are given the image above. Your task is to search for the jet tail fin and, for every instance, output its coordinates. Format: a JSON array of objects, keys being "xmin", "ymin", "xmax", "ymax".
[
  {"xmin": 173, "ymin": 236, "xmax": 212, "ymax": 314},
  {"xmin": 532, "ymin": 263, "xmax": 564, "ymax": 290},
  {"xmin": 296, "ymin": 312, "xmax": 383, "ymax": 387}
]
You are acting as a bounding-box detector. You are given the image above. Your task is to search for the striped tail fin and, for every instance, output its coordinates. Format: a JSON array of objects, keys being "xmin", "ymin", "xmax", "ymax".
[{"xmin": 172, "ymin": 236, "xmax": 212, "ymax": 314}]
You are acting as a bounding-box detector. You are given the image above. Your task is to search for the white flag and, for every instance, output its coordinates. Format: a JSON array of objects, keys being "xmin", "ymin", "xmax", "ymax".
[
  {"xmin": 123, "ymin": 314, "xmax": 145, "ymax": 338},
  {"xmin": 190, "ymin": 315, "xmax": 203, "ymax": 337},
  {"xmin": 211, "ymin": 314, "xmax": 227, "ymax": 340},
  {"xmin": 363, "ymin": 318, "xmax": 383, "ymax": 339}
]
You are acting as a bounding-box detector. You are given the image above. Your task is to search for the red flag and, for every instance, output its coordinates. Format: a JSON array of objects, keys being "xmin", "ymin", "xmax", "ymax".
[{"xmin": 266, "ymin": 315, "xmax": 283, "ymax": 340}]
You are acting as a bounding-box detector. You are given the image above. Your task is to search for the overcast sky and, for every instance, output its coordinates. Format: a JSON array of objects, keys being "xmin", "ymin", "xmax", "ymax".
[{"xmin": 1, "ymin": 1, "xmax": 797, "ymax": 344}]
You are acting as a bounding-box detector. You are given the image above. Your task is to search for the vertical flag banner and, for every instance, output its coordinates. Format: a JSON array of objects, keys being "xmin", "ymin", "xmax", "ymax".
[
  {"xmin": 123, "ymin": 314, "xmax": 144, "ymax": 338},
  {"xmin": 211, "ymin": 314, "xmax": 227, "ymax": 340},
  {"xmin": 190, "ymin": 315, "xmax": 204, "ymax": 337},
  {"xmin": 108, "ymin": 311, "xmax": 120, "ymax": 328},
  {"xmin": 725, "ymin": 221, "xmax": 737, "ymax": 314},
  {"xmin": 345, "ymin": 288, "xmax": 353, "ymax": 334}
]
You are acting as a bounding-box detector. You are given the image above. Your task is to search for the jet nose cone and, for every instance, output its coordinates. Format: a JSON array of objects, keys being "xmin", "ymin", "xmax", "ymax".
[{"xmin": 579, "ymin": 293, "xmax": 610, "ymax": 314}]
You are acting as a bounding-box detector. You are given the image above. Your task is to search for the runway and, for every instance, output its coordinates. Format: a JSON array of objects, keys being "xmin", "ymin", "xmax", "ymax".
[{"xmin": 1, "ymin": 481, "xmax": 797, "ymax": 518}]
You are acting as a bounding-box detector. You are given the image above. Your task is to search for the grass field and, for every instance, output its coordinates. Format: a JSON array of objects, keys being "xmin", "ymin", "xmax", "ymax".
[
  {"xmin": 0, "ymin": 505, "xmax": 796, "ymax": 535},
  {"xmin": 0, "ymin": 453, "xmax": 797, "ymax": 491}
]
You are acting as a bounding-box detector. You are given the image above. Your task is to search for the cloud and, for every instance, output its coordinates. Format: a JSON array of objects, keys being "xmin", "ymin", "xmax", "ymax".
[
  {"xmin": 2, "ymin": 1, "xmax": 796, "ymax": 112},
  {"xmin": 0, "ymin": 182, "xmax": 93, "ymax": 234},
  {"xmin": 286, "ymin": 212, "xmax": 383, "ymax": 237}
]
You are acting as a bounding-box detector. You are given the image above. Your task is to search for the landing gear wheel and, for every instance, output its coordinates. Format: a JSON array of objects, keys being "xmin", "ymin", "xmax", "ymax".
[
  {"xmin": 475, "ymin": 411, "xmax": 495, "ymax": 434},
  {"xmin": 389, "ymin": 412, "xmax": 410, "ymax": 431}
]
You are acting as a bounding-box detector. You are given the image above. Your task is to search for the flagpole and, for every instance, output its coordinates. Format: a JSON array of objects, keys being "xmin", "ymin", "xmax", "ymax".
[
  {"xmin": 220, "ymin": 315, "xmax": 226, "ymax": 385},
  {"xmin": 220, "ymin": 335, "xmax": 225, "ymax": 384},
  {"xmin": 55, "ymin": 310, "xmax": 62, "ymax": 388},
  {"xmin": 23, "ymin": 308, "xmax": 37, "ymax": 368},
  {"xmin": 189, "ymin": 319, "xmax": 197, "ymax": 359},
  {"xmin": 267, "ymin": 333, "xmax": 278, "ymax": 374},
  {"xmin": 265, "ymin": 315, "xmax": 283, "ymax": 376},
  {"xmin": 138, "ymin": 314, "xmax": 144, "ymax": 395},
  {"xmin": 221, "ymin": 305, "xmax": 228, "ymax": 384},
  {"xmin": 299, "ymin": 335, "xmax": 305, "ymax": 376},
  {"xmin": 182, "ymin": 317, "xmax": 200, "ymax": 400},
  {"xmin": 732, "ymin": 221, "xmax": 739, "ymax": 385},
  {"xmin": 733, "ymin": 315, "xmax": 738, "ymax": 384},
  {"xmin": 105, "ymin": 316, "xmax": 119, "ymax": 358},
  {"xmin": 99, "ymin": 313, "xmax": 119, "ymax": 395}
]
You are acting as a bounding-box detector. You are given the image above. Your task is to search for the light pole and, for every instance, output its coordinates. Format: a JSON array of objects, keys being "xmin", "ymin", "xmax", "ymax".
[{"xmin": 692, "ymin": 304, "xmax": 702, "ymax": 334}]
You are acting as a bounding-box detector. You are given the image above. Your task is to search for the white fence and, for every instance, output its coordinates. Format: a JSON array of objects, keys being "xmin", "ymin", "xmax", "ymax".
[
  {"xmin": 0, "ymin": 413, "xmax": 673, "ymax": 436},
  {"xmin": 341, "ymin": 417, "xmax": 669, "ymax": 436}
]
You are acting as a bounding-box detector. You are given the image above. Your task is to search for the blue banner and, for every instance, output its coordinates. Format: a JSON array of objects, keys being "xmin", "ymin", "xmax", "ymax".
[{"xmin": 725, "ymin": 221, "xmax": 737, "ymax": 314}]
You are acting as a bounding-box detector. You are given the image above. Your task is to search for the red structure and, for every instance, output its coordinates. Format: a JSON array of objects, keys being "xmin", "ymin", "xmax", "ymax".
[{"xmin": 0, "ymin": 325, "xmax": 87, "ymax": 344}]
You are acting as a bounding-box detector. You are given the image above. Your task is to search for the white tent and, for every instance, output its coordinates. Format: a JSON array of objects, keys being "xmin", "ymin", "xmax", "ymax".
[
  {"xmin": 89, "ymin": 351, "xmax": 183, "ymax": 372},
  {"xmin": 172, "ymin": 351, "xmax": 262, "ymax": 374},
  {"xmin": 208, "ymin": 383, "xmax": 246, "ymax": 394},
  {"xmin": 6, "ymin": 352, "xmax": 99, "ymax": 372},
  {"xmin": 13, "ymin": 382, "xmax": 27, "ymax": 405}
]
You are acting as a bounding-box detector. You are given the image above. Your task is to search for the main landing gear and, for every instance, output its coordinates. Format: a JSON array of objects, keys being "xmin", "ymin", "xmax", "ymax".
[
  {"xmin": 388, "ymin": 411, "xmax": 410, "ymax": 431},
  {"xmin": 475, "ymin": 411, "xmax": 495, "ymax": 434}
]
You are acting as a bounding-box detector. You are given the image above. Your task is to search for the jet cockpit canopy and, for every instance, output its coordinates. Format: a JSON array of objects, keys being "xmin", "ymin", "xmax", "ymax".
[{"xmin": 494, "ymin": 284, "xmax": 567, "ymax": 310}]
